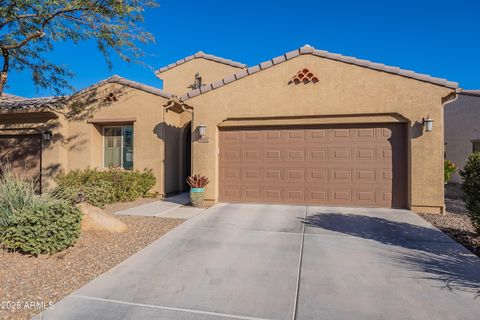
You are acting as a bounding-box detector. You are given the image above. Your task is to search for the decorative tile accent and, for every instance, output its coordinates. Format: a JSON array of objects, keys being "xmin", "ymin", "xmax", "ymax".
[{"xmin": 290, "ymin": 68, "xmax": 319, "ymax": 84}]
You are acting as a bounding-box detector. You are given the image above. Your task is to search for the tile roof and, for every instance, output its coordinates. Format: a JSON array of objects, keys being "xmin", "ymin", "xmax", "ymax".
[
  {"xmin": 2, "ymin": 93, "xmax": 24, "ymax": 101},
  {"xmin": 179, "ymin": 45, "xmax": 458, "ymax": 101},
  {"xmin": 0, "ymin": 95, "xmax": 64, "ymax": 110},
  {"xmin": 0, "ymin": 75, "xmax": 171, "ymax": 110},
  {"xmin": 461, "ymin": 90, "xmax": 480, "ymax": 97},
  {"xmin": 75, "ymin": 75, "xmax": 172, "ymax": 99},
  {"xmin": 155, "ymin": 51, "xmax": 247, "ymax": 75}
]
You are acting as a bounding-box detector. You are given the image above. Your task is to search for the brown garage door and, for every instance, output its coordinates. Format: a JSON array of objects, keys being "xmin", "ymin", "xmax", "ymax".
[
  {"xmin": 0, "ymin": 134, "xmax": 42, "ymax": 188},
  {"xmin": 219, "ymin": 124, "xmax": 407, "ymax": 208}
]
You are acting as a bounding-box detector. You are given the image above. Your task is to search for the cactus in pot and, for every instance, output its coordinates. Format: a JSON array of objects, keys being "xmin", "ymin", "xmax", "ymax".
[{"xmin": 186, "ymin": 174, "xmax": 209, "ymax": 207}]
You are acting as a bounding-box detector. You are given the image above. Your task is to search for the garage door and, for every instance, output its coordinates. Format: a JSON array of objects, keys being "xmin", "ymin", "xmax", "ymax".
[
  {"xmin": 0, "ymin": 134, "xmax": 42, "ymax": 188},
  {"xmin": 219, "ymin": 124, "xmax": 407, "ymax": 208}
]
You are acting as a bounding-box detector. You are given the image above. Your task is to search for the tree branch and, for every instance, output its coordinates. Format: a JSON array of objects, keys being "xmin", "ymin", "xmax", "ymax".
[{"xmin": 0, "ymin": 14, "xmax": 38, "ymax": 30}]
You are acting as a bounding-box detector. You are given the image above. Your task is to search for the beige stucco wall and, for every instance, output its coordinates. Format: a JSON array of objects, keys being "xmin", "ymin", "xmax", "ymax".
[
  {"xmin": 1, "ymin": 83, "xmax": 192, "ymax": 196},
  {"xmin": 187, "ymin": 54, "xmax": 454, "ymax": 213},
  {"xmin": 157, "ymin": 58, "xmax": 244, "ymax": 96},
  {"xmin": 444, "ymin": 93, "xmax": 480, "ymax": 183}
]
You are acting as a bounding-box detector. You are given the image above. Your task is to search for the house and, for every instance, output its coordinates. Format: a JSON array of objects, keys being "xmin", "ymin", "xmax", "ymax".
[
  {"xmin": 0, "ymin": 45, "xmax": 459, "ymax": 213},
  {"xmin": 444, "ymin": 90, "xmax": 480, "ymax": 183}
]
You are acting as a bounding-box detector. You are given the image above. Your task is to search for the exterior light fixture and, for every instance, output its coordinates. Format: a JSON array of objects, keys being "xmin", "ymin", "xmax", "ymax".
[
  {"xmin": 198, "ymin": 123, "xmax": 208, "ymax": 143},
  {"xmin": 422, "ymin": 116, "xmax": 434, "ymax": 132},
  {"xmin": 198, "ymin": 123, "xmax": 207, "ymax": 138},
  {"xmin": 42, "ymin": 130, "xmax": 52, "ymax": 141}
]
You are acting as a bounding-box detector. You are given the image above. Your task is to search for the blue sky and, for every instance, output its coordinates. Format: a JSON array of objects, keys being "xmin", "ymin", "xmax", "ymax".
[{"xmin": 7, "ymin": 0, "xmax": 480, "ymax": 97}]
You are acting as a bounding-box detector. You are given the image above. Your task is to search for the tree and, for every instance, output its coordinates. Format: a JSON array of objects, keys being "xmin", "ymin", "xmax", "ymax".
[{"xmin": 0, "ymin": 0, "xmax": 158, "ymax": 96}]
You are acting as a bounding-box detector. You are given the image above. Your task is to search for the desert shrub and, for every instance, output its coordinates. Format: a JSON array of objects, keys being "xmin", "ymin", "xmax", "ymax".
[
  {"xmin": 444, "ymin": 160, "xmax": 457, "ymax": 184},
  {"xmin": 1, "ymin": 197, "xmax": 82, "ymax": 255},
  {"xmin": 0, "ymin": 165, "xmax": 82, "ymax": 255},
  {"xmin": 460, "ymin": 152, "xmax": 480, "ymax": 233},
  {"xmin": 0, "ymin": 167, "xmax": 36, "ymax": 228},
  {"xmin": 54, "ymin": 168, "xmax": 156, "ymax": 208}
]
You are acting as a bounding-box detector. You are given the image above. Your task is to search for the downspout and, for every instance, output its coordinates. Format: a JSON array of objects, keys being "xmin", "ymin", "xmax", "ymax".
[{"xmin": 440, "ymin": 87, "xmax": 462, "ymax": 213}]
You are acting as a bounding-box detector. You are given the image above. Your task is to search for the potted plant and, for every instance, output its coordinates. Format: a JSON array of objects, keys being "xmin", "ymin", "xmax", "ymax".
[
  {"xmin": 186, "ymin": 174, "xmax": 209, "ymax": 207},
  {"xmin": 444, "ymin": 160, "xmax": 457, "ymax": 185}
]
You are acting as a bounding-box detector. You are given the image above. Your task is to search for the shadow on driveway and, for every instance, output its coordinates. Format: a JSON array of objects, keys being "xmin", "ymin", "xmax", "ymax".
[{"xmin": 303, "ymin": 213, "xmax": 480, "ymax": 298}]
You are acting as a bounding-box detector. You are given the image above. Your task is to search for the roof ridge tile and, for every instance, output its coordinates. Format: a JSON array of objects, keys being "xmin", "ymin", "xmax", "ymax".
[
  {"xmin": 155, "ymin": 51, "xmax": 247, "ymax": 75},
  {"xmin": 178, "ymin": 45, "xmax": 458, "ymax": 102}
]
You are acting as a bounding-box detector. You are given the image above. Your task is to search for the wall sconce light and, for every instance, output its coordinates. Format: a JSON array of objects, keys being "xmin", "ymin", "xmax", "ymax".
[
  {"xmin": 198, "ymin": 123, "xmax": 209, "ymax": 143},
  {"xmin": 199, "ymin": 123, "xmax": 207, "ymax": 137},
  {"xmin": 422, "ymin": 116, "xmax": 434, "ymax": 132},
  {"xmin": 42, "ymin": 130, "xmax": 52, "ymax": 141}
]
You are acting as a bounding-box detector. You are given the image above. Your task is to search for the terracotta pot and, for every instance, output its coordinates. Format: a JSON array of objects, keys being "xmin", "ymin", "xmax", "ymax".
[{"xmin": 190, "ymin": 188, "xmax": 205, "ymax": 207}]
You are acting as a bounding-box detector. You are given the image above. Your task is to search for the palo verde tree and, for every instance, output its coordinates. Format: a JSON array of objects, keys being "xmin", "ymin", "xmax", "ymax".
[{"xmin": 0, "ymin": 0, "xmax": 158, "ymax": 96}]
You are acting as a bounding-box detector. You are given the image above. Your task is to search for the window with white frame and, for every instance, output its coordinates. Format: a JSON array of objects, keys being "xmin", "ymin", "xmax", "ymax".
[{"xmin": 103, "ymin": 125, "xmax": 133, "ymax": 170}]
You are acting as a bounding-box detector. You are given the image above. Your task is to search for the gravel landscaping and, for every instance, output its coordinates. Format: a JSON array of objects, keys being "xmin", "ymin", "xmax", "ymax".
[
  {"xmin": 419, "ymin": 184, "xmax": 480, "ymax": 258},
  {"xmin": 0, "ymin": 214, "xmax": 183, "ymax": 320}
]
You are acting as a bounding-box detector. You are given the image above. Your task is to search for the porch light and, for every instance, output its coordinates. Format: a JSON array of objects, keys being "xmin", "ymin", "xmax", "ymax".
[
  {"xmin": 42, "ymin": 130, "xmax": 52, "ymax": 141},
  {"xmin": 422, "ymin": 116, "xmax": 434, "ymax": 132},
  {"xmin": 198, "ymin": 123, "xmax": 207, "ymax": 138}
]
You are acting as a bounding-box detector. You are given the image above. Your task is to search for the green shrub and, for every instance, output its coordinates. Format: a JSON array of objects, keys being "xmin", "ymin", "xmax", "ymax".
[
  {"xmin": 0, "ymin": 165, "xmax": 82, "ymax": 255},
  {"xmin": 0, "ymin": 166, "xmax": 36, "ymax": 228},
  {"xmin": 1, "ymin": 197, "xmax": 82, "ymax": 255},
  {"xmin": 54, "ymin": 168, "xmax": 156, "ymax": 208},
  {"xmin": 460, "ymin": 152, "xmax": 480, "ymax": 233},
  {"xmin": 444, "ymin": 160, "xmax": 457, "ymax": 184}
]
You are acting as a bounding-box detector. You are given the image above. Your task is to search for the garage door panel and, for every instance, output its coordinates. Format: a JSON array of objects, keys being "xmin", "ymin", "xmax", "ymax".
[
  {"xmin": 307, "ymin": 188, "xmax": 329, "ymax": 203},
  {"xmin": 355, "ymin": 147, "xmax": 376, "ymax": 160},
  {"xmin": 308, "ymin": 148, "xmax": 328, "ymax": 161},
  {"xmin": 244, "ymin": 167, "xmax": 262, "ymax": 181},
  {"xmin": 331, "ymin": 147, "xmax": 352, "ymax": 160},
  {"xmin": 264, "ymin": 149, "xmax": 282, "ymax": 161},
  {"xmin": 264, "ymin": 168, "xmax": 283, "ymax": 181},
  {"xmin": 307, "ymin": 168, "xmax": 328, "ymax": 182},
  {"xmin": 286, "ymin": 188, "xmax": 305, "ymax": 202},
  {"xmin": 286, "ymin": 149, "xmax": 305, "ymax": 161},
  {"xmin": 285, "ymin": 168, "xmax": 306, "ymax": 182},
  {"xmin": 219, "ymin": 124, "xmax": 407, "ymax": 208},
  {"xmin": 244, "ymin": 149, "xmax": 262, "ymax": 161},
  {"xmin": 308, "ymin": 129, "xmax": 328, "ymax": 140}
]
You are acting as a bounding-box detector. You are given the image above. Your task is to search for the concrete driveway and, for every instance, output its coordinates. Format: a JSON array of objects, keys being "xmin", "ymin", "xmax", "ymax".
[{"xmin": 37, "ymin": 204, "xmax": 480, "ymax": 320}]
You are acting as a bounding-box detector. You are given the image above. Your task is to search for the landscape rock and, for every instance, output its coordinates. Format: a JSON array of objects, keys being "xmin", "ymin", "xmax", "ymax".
[{"xmin": 78, "ymin": 202, "xmax": 128, "ymax": 233}]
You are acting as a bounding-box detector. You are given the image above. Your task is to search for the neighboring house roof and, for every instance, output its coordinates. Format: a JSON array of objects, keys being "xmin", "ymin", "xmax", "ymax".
[
  {"xmin": 155, "ymin": 51, "xmax": 247, "ymax": 75},
  {"xmin": 460, "ymin": 90, "xmax": 480, "ymax": 97},
  {"xmin": 0, "ymin": 75, "xmax": 171, "ymax": 110},
  {"xmin": 179, "ymin": 44, "xmax": 458, "ymax": 101},
  {"xmin": 0, "ymin": 95, "xmax": 64, "ymax": 110},
  {"xmin": 75, "ymin": 75, "xmax": 172, "ymax": 99},
  {"xmin": 2, "ymin": 93, "xmax": 24, "ymax": 101}
]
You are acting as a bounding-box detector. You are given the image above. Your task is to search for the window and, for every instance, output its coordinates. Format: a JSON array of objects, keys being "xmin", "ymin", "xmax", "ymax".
[
  {"xmin": 473, "ymin": 140, "xmax": 480, "ymax": 153},
  {"xmin": 103, "ymin": 125, "xmax": 134, "ymax": 170}
]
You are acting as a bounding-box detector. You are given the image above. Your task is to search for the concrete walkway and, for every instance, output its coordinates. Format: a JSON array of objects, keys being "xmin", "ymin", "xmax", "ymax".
[
  {"xmin": 114, "ymin": 193, "xmax": 203, "ymax": 219},
  {"xmin": 36, "ymin": 204, "xmax": 480, "ymax": 320}
]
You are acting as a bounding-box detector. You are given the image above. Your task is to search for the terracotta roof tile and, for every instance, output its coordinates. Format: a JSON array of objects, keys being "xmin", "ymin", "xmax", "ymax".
[
  {"xmin": 75, "ymin": 75, "xmax": 172, "ymax": 99},
  {"xmin": 0, "ymin": 95, "xmax": 64, "ymax": 110},
  {"xmin": 179, "ymin": 44, "xmax": 458, "ymax": 102},
  {"xmin": 155, "ymin": 51, "xmax": 247, "ymax": 75},
  {"xmin": 259, "ymin": 60, "xmax": 274, "ymax": 70},
  {"xmin": 246, "ymin": 65, "xmax": 261, "ymax": 75},
  {"xmin": 1, "ymin": 75, "xmax": 171, "ymax": 110},
  {"xmin": 461, "ymin": 90, "xmax": 480, "ymax": 97},
  {"xmin": 234, "ymin": 70, "xmax": 248, "ymax": 80}
]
